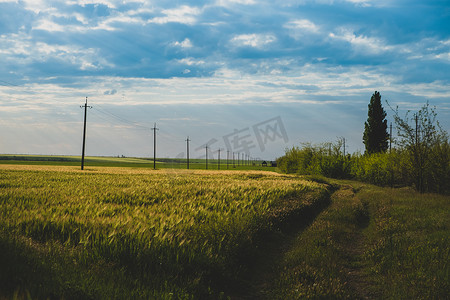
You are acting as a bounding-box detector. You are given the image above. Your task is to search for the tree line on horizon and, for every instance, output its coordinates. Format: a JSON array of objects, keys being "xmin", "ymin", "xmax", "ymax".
[{"xmin": 277, "ymin": 91, "xmax": 450, "ymax": 194}]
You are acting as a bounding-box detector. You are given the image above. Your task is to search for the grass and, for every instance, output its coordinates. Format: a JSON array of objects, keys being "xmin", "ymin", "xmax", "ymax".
[
  {"xmin": 0, "ymin": 154, "xmax": 273, "ymax": 171},
  {"xmin": 266, "ymin": 179, "xmax": 449, "ymax": 299},
  {"xmin": 359, "ymin": 185, "xmax": 449, "ymax": 299},
  {"xmin": 1, "ymin": 163, "xmax": 448, "ymax": 299},
  {"xmin": 266, "ymin": 183, "xmax": 363, "ymax": 299},
  {"xmin": 0, "ymin": 165, "xmax": 328, "ymax": 299}
]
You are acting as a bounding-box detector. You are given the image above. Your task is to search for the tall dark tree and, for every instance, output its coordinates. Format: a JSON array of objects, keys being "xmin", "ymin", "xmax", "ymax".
[{"xmin": 363, "ymin": 91, "xmax": 389, "ymax": 154}]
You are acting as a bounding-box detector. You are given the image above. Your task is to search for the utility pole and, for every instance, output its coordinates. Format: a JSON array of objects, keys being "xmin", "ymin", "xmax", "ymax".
[
  {"xmin": 343, "ymin": 138, "xmax": 346, "ymax": 157},
  {"xmin": 152, "ymin": 123, "xmax": 159, "ymax": 170},
  {"xmin": 218, "ymin": 148, "xmax": 222, "ymax": 170},
  {"xmin": 80, "ymin": 97, "xmax": 91, "ymax": 170},
  {"xmin": 414, "ymin": 113, "xmax": 423, "ymax": 192},
  {"xmin": 389, "ymin": 122, "xmax": 394, "ymax": 187},
  {"xmin": 186, "ymin": 136, "xmax": 190, "ymax": 169},
  {"xmin": 415, "ymin": 114, "xmax": 419, "ymax": 146},
  {"xmin": 227, "ymin": 150, "xmax": 230, "ymax": 169},
  {"xmin": 233, "ymin": 152, "xmax": 235, "ymax": 168},
  {"xmin": 205, "ymin": 145, "xmax": 208, "ymax": 170},
  {"xmin": 389, "ymin": 123, "xmax": 393, "ymax": 152}
]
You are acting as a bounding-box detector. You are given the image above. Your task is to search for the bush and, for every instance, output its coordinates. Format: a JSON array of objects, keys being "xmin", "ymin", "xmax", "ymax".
[
  {"xmin": 351, "ymin": 150, "xmax": 408, "ymax": 187},
  {"xmin": 278, "ymin": 142, "xmax": 449, "ymax": 194},
  {"xmin": 277, "ymin": 142, "xmax": 352, "ymax": 179}
]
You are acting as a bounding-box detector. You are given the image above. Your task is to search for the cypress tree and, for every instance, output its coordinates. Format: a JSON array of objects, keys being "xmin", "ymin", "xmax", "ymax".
[{"xmin": 363, "ymin": 91, "xmax": 389, "ymax": 154}]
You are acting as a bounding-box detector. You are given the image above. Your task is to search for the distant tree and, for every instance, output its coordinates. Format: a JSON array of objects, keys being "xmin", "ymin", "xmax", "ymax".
[{"xmin": 363, "ymin": 91, "xmax": 389, "ymax": 154}]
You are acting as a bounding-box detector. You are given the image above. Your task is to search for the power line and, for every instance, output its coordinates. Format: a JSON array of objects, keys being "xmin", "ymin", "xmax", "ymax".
[
  {"xmin": 89, "ymin": 109, "xmax": 113, "ymax": 124},
  {"xmin": 92, "ymin": 105, "xmax": 150, "ymax": 130}
]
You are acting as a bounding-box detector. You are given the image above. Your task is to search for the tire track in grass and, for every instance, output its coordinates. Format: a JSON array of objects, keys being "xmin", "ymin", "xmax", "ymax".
[
  {"xmin": 231, "ymin": 182, "xmax": 375, "ymax": 299},
  {"xmin": 226, "ymin": 182, "xmax": 336, "ymax": 299},
  {"xmin": 332, "ymin": 184, "xmax": 372, "ymax": 300}
]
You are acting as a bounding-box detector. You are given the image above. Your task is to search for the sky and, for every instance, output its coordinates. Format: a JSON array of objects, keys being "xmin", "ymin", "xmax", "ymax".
[{"xmin": 0, "ymin": 0, "xmax": 449, "ymax": 160}]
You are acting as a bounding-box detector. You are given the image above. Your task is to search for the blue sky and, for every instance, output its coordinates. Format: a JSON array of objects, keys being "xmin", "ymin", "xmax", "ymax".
[{"xmin": 0, "ymin": 0, "xmax": 449, "ymax": 160}]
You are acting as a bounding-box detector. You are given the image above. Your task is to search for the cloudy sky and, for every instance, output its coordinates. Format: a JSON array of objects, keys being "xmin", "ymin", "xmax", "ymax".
[{"xmin": 1, "ymin": 0, "xmax": 449, "ymax": 160}]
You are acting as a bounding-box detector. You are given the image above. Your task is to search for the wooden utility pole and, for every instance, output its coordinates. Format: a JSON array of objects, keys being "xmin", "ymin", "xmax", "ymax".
[
  {"xmin": 186, "ymin": 136, "xmax": 190, "ymax": 169},
  {"xmin": 390, "ymin": 122, "xmax": 393, "ymax": 152},
  {"xmin": 415, "ymin": 114, "xmax": 419, "ymax": 146},
  {"xmin": 205, "ymin": 145, "xmax": 208, "ymax": 170},
  {"xmin": 343, "ymin": 138, "xmax": 346, "ymax": 156},
  {"xmin": 233, "ymin": 152, "xmax": 235, "ymax": 168},
  {"xmin": 80, "ymin": 97, "xmax": 91, "ymax": 170},
  {"xmin": 152, "ymin": 123, "xmax": 159, "ymax": 169},
  {"xmin": 218, "ymin": 148, "xmax": 221, "ymax": 170}
]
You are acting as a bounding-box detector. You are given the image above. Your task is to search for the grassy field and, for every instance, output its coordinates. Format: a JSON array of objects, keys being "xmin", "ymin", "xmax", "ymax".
[
  {"xmin": 265, "ymin": 178, "xmax": 449, "ymax": 299},
  {"xmin": 0, "ymin": 165, "xmax": 328, "ymax": 299},
  {"xmin": 0, "ymin": 163, "xmax": 448, "ymax": 299},
  {"xmin": 0, "ymin": 155, "xmax": 272, "ymax": 171}
]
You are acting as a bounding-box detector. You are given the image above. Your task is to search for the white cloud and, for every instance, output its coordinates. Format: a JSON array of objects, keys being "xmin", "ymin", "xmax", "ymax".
[
  {"xmin": 1, "ymin": 63, "xmax": 435, "ymax": 108},
  {"xmin": 173, "ymin": 38, "xmax": 193, "ymax": 48},
  {"xmin": 34, "ymin": 19, "xmax": 66, "ymax": 32},
  {"xmin": 345, "ymin": 0, "xmax": 372, "ymax": 7},
  {"xmin": 329, "ymin": 28, "xmax": 394, "ymax": 54},
  {"xmin": 177, "ymin": 58, "xmax": 205, "ymax": 66},
  {"xmin": 284, "ymin": 19, "xmax": 321, "ymax": 40},
  {"xmin": 29, "ymin": 3, "xmax": 150, "ymax": 33},
  {"xmin": 216, "ymin": 0, "xmax": 256, "ymax": 6},
  {"xmin": 73, "ymin": 12, "xmax": 89, "ymax": 25},
  {"xmin": 94, "ymin": 12, "xmax": 147, "ymax": 31},
  {"xmin": 0, "ymin": 33, "xmax": 31, "ymax": 57},
  {"xmin": 0, "ymin": 32, "xmax": 113, "ymax": 70},
  {"xmin": 65, "ymin": 0, "xmax": 119, "ymax": 9},
  {"xmin": 149, "ymin": 6, "xmax": 201, "ymax": 25},
  {"xmin": 285, "ymin": 19, "xmax": 320, "ymax": 33},
  {"xmin": 396, "ymin": 37, "xmax": 450, "ymax": 62},
  {"xmin": 21, "ymin": 0, "xmax": 51, "ymax": 13},
  {"xmin": 231, "ymin": 33, "xmax": 277, "ymax": 48},
  {"xmin": 344, "ymin": 0, "xmax": 395, "ymax": 8},
  {"xmin": 434, "ymin": 52, "xmax": 450, "ymax": 61}
]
